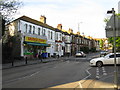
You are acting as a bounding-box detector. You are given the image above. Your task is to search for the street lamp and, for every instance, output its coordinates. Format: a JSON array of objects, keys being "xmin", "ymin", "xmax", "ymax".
[{"xmin": 107, "ymin": 8, "xmax": 118, "ymax": 89}]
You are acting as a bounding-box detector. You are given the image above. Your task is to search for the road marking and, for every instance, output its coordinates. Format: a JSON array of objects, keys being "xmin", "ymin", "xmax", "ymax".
[
  {"xmin": 96, "ymin": 75, "xmax": 100, "ymax": 79},
  {"xmin": 3, "ymin": 71, "xmax": 40, "ymax": 84},
  {"xmin": 102, "ymin": 67, "xmax": 107, "ymax": 76},
  {"xmin": 103, "ymin": 73, "xmax": 107, "ymax": 76},
  {"xmin": 79, "ymin": 67, "xmax": 92, "ymax": 88},
  {"xmin": 96, "ymin": 67, "xmax": 100, "ymax": 79}
]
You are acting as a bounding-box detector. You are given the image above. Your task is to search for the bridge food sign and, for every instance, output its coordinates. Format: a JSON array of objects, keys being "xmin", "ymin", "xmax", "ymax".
[
  {"xmin": 105, "ymin": 15, "xmax": 120, "ymax": 37},
  {"xmin": 25, "ymin": 36, "xmax": 47, "ymax": 44}
]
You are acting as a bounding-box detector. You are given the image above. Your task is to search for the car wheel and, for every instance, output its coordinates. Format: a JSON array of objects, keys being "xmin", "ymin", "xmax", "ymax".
[{"xmin": 96, "ymin": 61, "xmax": 103, "ymax": 67}]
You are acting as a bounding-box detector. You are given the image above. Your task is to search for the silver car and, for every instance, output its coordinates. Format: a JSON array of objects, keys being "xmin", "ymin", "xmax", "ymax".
[
  {"xmin": 75, "ymin": 51, "xmax": 86, "ymax": 57},
  {"xmin": 90, "ymin": 53, "xmax": 120, "ymax": 67}
]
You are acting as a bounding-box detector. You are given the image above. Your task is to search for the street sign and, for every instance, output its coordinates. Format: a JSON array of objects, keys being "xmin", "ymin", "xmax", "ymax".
[{"xmin": 105, "ymin": 15, "xmax": 120, "ymax": 37}]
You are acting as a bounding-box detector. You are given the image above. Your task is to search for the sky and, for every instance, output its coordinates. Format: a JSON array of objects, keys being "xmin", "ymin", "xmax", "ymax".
[{"xmin": 15, "ymin": 0, "xmax": 120, "ymax": 38}]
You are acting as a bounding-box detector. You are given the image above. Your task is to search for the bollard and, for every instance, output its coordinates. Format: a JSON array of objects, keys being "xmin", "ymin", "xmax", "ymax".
[
  {"xmin": 11, "ymin": 58, "xmax": 14, "ymax": 66},
  {"xmin": 25, "ymin": 57, "xmax": 27, "ymax": 64},
  {"xmin": 12, "ymin": 61, "xmax": 14, "ymax": 66}
]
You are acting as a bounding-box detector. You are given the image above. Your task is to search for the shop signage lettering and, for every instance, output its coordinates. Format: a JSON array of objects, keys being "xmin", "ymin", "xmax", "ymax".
[{"xmin": 25, "ymin": 36, "xmax": 46, "ymax": 43}]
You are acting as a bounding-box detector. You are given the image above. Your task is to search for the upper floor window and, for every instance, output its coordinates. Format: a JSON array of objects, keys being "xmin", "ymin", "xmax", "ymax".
[
  {"xmin": 43, "ymin": 29, "xmax": 46, "ymax": 36},
  {"xmin": 38, "ymin": 28, "xmax": 41, "ymax": 35},
  {"xmin": 51, "ymin": 31, "xmax": 53, "ymax": 39},
  {"xmin": 48, "ymin": 31, "xmax": 50, "ymax": 38},
  {"xmin": 25, "ymin": 24, "xmax": 27, "ymax": 33},
  {"xmin": 33, "ymin": 26, "xmax": 35, "ymax": 34},
  {"xmin": 29, "ymin": 25, "xmax": 32, "ymax": 34},
  {"xmin": 60, "ymin": 34, "xmax": 62, "ymax": 41},
  {"xmin": 56, "ymin": 33, "xmax": 58, "ymax": 40},
  {"xmin": 42, "ymin": 28, "xmax": 46, "ymax": 36}
]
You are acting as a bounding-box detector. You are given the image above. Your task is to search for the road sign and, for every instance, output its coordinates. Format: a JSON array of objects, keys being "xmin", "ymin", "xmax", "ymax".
[{"xmin": 105, "ymin": 15, "xmax": 120, "ymax": 37}]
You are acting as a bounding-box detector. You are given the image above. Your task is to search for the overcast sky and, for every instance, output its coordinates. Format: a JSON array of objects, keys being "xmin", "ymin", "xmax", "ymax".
[{"xmin": 15, "ymin": 0, "xmax": 120, "ymax": 38}]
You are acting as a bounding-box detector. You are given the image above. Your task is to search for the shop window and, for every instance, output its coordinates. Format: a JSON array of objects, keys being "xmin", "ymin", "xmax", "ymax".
[{"xmin": 55, "ymin": 44, "xmax": 58, "ymax": 51}]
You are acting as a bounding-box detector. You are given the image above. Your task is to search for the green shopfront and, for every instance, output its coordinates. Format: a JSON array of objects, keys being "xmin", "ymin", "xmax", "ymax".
[{"xmin": 23, "ymin": 36, "xmax": 50, "ymax": 59}]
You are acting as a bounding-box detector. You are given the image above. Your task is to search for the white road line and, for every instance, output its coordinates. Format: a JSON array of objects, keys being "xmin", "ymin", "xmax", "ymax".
[
  {"xmin": 4, "ymin": 71, "xmax": 40, "ymax": 84},
  {"xmin": 96, "ymin": 67, "xmax": 100, "ymax": 79},
  {"xmin": 102, "ymin": 67, "xmax": 107, "ymax": 76},
  {"xmin": 103, "ymin": 73, "xmax": 107, "ymax": 76},
  {"xmin": 96, "ymin": 75, "xmax": 100, "ymax": 79},
  {"xmin": 96, "ymin": 72, "xmax": 99, "ymax": 76},
  {"xmin": 79, "ymin": 67, "xmax": 92, "ymax": 88}
]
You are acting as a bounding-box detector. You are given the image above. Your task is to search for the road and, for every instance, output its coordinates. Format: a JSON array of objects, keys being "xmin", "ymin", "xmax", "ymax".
[
  {"xmin": 2, "ymin": 59, "xmax": 89, "ymax": 88},
  {"xmin": 2, "ymin": 52, "xmax": 120, "ymax": 89}
]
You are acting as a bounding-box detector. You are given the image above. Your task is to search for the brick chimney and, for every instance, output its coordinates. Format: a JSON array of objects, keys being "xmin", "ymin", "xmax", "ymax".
[
  {"xmin": 40, "ymin": 15, "xmax": 46, "ymax": 24},
  {"xmin": 57, "ymin": 24, "xmax": 62, "ymax": 30},
  {"xmin": 68, "ymin": 28, "xmax": 73, "ymax": 33},
  {"xmin": 77, "ymin": 31, "xmax": 80, "ymax": 35}
]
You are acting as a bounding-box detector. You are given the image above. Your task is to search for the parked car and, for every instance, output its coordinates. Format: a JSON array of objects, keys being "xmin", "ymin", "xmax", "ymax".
[
  {"xmin": 90, "ymin": 53, "xmax": 120, "ymax": 67},
  {"xmin": 75, "ymin": 51, "xmax": 86, "ymax": 57},
  {"xmin": 100, "ymin": 51, "xmax": 109, "ymax": 57}
]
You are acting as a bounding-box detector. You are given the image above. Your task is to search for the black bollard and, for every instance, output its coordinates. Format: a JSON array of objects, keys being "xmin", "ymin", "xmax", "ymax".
[
  {"xmin": 11, "ymin": 58, "xmax": 14, "ymax": 66},
  {"xmin": 12, "ymin": 61, "xmax": 14, "ymax": 66},
  {"xmin": 25, "ymin": 57, "xmax": 27, "ymax": 64}
]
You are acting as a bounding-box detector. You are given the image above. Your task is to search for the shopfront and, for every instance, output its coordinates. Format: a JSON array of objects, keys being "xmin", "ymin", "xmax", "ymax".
[{"xmin": 23, "ymin": 36, "xmax": 50, "ymax": 59}]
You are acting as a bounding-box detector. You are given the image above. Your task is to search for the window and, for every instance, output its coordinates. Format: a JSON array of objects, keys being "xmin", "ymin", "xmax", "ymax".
[
  {"xmin": 25, "ymin": 24, "xmax": 27, "ymax": 33},
  {"xmin": 42, "ymin": 28, "xmax": 45, "ymax": 36},
  {"xmin": 38, "ymin": 28, "xmax": 40, "ymax": 35},
  {"xmin": 116, "ymin": 54, "xmax": 120, "ymax": 57},
  {"xmin": 29, "ymin": 25, "xmax": 32, "ymax": 34},
  {"xmin": 33, "ymin": 26, "xmax": 35, "ymax": 34},
  {"xmin": 109, "ymin": 55, "xmax": 114, "ymax": 58},
  {"xmin": 51, "ymin": 32, "xmax": 53, "ymax": 39},
  {"xmin": 109, "ymin": 54, "xmax": 120, "ymax": 58},
  {"xmin": 60, "ymin": 34, "xmax": 62, "ymax": 41},
  {"xmin": 44, "ymin": 29, "xmax": 46, "ymax": 36},
  {"xmin": 56, "ymin": 33, "xmax": 58, "ymax": 40},
  {"xmin": 48, "ymin": 31, "xmax": 50, "ymax": 38}
]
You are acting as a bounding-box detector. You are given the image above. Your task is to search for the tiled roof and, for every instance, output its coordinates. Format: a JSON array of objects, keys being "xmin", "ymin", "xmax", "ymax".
[{"xmin": 16, "ymin": 15, "xmax": 55, "ymax": 30}]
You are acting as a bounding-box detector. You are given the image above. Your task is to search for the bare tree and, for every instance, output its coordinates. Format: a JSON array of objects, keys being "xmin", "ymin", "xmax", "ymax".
[
  {"xmin": 0, "ymin": 0, "xmax": 23, "ymax": 36},
  {"xmin": 0, "ymin": 0, "xmax": 23, "ymax": 21}
]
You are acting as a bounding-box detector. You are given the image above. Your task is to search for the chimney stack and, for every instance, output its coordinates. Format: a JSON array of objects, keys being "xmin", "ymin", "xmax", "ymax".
[
  {"xmin": 57, "ymin": 24, "xmax": 62, "ymax": 30},
  {"xmin": 77, "ymin": 31, "xmax": 80, "ymax": 35},
  {"xmin": 40, "ymin": 15, "xmax": 46, "ymax": 24},
  {"xmin": 68, "ymin": 28, "xmax": 73, "ymax": 33}
]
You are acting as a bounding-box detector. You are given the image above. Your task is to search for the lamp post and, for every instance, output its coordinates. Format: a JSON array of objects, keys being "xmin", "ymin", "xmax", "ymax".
[{"xmin": 107, "ymin": 8, "xmax": 118, "ymax": 89}]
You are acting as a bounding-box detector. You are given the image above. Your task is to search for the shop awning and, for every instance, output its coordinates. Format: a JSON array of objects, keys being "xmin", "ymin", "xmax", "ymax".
[{"xmin": 24, "ymin": 41, "xmax": 50, "ymax": 47}]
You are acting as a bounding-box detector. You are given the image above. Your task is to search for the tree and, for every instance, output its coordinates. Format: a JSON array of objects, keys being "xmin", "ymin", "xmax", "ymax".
[
  {"xmin": 0, "ymin": 0, "xmax": 23, "ymax": 21},
  {"xmin": 0, "ymin": 0, "xmax": 23, "ymax": 36},
  {"xmin": 108, "ymin": 37, "xmax": 120, "ymax": 52}
]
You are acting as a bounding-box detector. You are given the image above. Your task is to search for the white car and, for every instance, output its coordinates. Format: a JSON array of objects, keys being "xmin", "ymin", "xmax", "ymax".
[
  {"xmin": 90, "ymin": 53, "xmax": 120, "ymax": 67},
  {"xmin": 75, "ymin": 51, "xmax": 86, "ymax": 57}
]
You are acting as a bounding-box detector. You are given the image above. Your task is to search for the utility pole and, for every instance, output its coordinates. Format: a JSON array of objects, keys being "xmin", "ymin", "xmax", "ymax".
[{"xmin": 78, "ymin": 22, "xmax": 82, "ymax": 32}]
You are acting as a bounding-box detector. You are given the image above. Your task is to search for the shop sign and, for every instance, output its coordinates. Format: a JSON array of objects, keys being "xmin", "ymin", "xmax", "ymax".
[{"xmin": 25, "ymin": 36, "xmax": 46, "ymax": 44}]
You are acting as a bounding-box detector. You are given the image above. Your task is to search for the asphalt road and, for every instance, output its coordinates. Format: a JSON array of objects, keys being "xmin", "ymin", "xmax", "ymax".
[
  {"xmin": 2, "ymin": 52, "xmax": 120, "ymax": 89},
  {"xmin": 2, "ymin": 59, "xmax": 90, "ymax": 88}
]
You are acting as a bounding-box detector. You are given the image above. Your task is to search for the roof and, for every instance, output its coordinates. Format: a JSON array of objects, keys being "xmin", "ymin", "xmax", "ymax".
[{"xmin": 16, "ymin": 15, "xmax": 55, "ymax": 30}]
